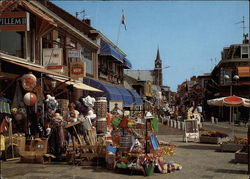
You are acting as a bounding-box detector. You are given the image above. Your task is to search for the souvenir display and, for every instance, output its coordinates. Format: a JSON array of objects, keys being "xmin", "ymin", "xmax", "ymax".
[
  {"xmin": 23, "ymin": 92, "xmax": 37, "ymax": 106},
  {"xmin": 21, "ymin": 73, "xmax": 37, "ymax": 91}
]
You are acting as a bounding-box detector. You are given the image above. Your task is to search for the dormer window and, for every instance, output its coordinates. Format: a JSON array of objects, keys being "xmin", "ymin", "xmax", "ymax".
[{"xmin": 241, "ymin": 45, "xmax": 249, "ymax": 58}]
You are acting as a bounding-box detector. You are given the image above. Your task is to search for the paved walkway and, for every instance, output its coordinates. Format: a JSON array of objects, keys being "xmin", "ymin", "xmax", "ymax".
[
  {"xmin": 0, "ymin": 125, "xmax": 248, "ymax": 179},
  {"xmin": 202, "ymin": 122, "xmax": 248, "ymax": 138},
  {"xmin": 1, "ymin": 134, "xmax": 248, "ymax": 179}
]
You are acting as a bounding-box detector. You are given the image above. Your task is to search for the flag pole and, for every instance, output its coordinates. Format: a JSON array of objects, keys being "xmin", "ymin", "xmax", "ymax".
[{"xmin": 116, "ymin": 17, "xmax": 122, "ymax": 46}]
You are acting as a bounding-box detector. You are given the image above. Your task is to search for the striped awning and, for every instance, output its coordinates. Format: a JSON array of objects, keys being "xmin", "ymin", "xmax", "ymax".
[
  {"xmin": 0, "ymin": 101, "xmax": 11, "ymax": 114},
  {"xmin": 238, "ymin": 67, "xmax": 250, "ymax": 77}
]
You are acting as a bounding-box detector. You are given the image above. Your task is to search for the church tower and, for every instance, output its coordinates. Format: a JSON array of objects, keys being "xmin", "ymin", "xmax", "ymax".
[{"xmin": 154, "ymin": 48, "xmax": 163, "ymax": 86}]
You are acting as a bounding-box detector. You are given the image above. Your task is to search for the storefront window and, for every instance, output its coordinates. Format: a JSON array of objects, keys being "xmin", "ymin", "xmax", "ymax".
[
  {"xmin": 0, "ymin": 31, "xmax": 24, "ymax": 58},
  {"xmin": 81, "ymin": 47, "xmax": 93, "ymax": 75}
]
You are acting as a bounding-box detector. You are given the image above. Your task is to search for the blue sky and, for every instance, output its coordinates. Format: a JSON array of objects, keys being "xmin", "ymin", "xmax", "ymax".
[{"xmin": 53, "ymin": 1, "xmax": 248, "ymax": 91}]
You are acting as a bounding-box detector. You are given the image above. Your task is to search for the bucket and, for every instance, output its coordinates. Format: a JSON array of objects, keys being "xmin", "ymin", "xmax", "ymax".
[
  {"xmin": 106, "ymin": 153, "xmax": 115, "ymax": 169},
  {"xmin": 146, "ymin": 165, "xmax": 154, "ymax": 176}
]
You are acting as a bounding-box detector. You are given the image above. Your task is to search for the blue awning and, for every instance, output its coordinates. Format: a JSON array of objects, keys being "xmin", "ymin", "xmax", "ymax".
[
  {"xmin": 128, "ymin": 89, "xmax": 143, "ymax": 106},
  {"xmin": 83, "ymin": 77, "xmax": 134, "ymax": 106},
  {"xmin": 100, "ymin": 39, "xmax": 124, "ymax": 63},
  {"xmin": 116, "ymin": 86, "xmax": 134, "ymax": 107},
  {"xmin": 123, "ymin": 58, "xmax": 132, "ymax": 69},
  {"xmin": 83, "ymin": 78, "xmax": 123, "ymax": 101}
]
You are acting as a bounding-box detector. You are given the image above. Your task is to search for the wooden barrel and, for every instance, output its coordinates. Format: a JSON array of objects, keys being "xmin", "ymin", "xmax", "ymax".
[{"xmin": 119, "ymin": 135, "xmax": 132, "ymax": 152}]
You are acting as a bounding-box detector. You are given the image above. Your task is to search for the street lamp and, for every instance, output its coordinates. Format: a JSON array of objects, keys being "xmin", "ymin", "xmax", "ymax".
[{"xmin": 224, "ymin": 74, "xmax": 240, "ymax": 124}]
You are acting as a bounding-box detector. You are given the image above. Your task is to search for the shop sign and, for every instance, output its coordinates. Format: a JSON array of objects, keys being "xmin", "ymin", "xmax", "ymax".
[
  {"xmin": 68, "ymin": 50, "xmax": 81, "ymax": 58},
  {"xmin": 0, "ymin": 12, "xmax": 30, "ymax": 31},
  {"xmin": 70, "ymin": 62, "xmax": 86, "ymax": 79},
  {"xmin": 43, "ymin": 48, "xmax": 63, "ymax": 68}
]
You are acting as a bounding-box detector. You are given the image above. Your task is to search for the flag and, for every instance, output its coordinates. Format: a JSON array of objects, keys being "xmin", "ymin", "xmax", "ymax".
[{"xmin": 121, "ymin": 10, "xmax": 127, "ymax": 31}]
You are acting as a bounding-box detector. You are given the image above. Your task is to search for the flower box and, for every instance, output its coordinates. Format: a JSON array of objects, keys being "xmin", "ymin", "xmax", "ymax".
[
  {"xmin": 200, "ymin": 136, "xmax": 229, "ymax": 144},
  {"xmin": 235, "ymin": 149, "xmax": 248, "ymax": 164},
  {"xmin": 220, "ymin": 143, "xmax": 244, "ymax": 152}
]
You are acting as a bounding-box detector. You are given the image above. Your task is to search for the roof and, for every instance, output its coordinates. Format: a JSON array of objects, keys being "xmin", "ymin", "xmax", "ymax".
[
  {"xmin": 124, "ymin": 70, "xmax": 154, "ymax": 82},
  {"xmin": 29, "ymin": 0, "xmax": 99, "ymax": 49}
]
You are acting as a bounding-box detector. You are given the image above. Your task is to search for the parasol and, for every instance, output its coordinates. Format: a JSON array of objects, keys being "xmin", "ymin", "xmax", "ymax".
[
  {"xmin": 207, "ymin": 95, "xmax": 250, "ymax": 137},
  {"xmin": 207, "ymin": 95, "xmax": 250, "ymax": 108}
]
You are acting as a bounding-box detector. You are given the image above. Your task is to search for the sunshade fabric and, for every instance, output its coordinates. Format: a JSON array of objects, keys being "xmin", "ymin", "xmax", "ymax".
[
  {"xmin": 83, "ymin": 78, "xmax": 135, "ymax": 106},
  {"xmin": 127, "ymin": 89, "xmax": 143, "ymax": 106},
  {"xmin": 100, "ymin": 39, "xmax": 124, "ymax": 63},
  {"xmin": 83, "ymin": 78, "xmax": 123, "ymax": 102},
  {"xmin": 116, "ymin": 86, "xmax": 134, "ymax": 107},
  {"xmin": 207, "ymin": 95, "xmax": 250, "ymax": 108},
  {"xmin": 51, "ymin": 76, "xmax": 103, "ymax": 92},
  {"xmin": 123, "ymin": 58, "xmax": 132, "ymax": 69}
]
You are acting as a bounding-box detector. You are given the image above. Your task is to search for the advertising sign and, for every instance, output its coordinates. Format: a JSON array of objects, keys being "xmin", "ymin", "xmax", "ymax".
[
  {"xmin": 43, "ymin": 48, "xmax": 63, "ymax": 68},
  {"xmin": 0, "ymin": 12, "xmax": 30, "ymax": 31},
  {"xmin": 70, "ymin": 62, "xmax": 85, "ymax": 79},
  {"xmin": 68, "ymin": 50, "xmax": 81, "ymax": 58}
]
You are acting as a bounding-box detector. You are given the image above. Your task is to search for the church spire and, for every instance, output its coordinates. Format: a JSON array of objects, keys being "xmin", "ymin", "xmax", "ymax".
[{"xmin": 155, "ymin": 47, "xmax": 161, "ymax": 62}]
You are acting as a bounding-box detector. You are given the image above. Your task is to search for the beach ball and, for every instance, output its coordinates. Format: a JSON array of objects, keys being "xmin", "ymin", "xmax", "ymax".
[
  {"xmin": 22, "ymin": 73, "xmax": 37, "ymax": 91},
  {"xmin": 23, "ymin": 92, "xmax": 37, "ymax": 106}
]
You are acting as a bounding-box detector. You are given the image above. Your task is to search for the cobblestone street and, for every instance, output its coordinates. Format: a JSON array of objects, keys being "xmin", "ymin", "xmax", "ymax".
[{"xmin": 1, "ymin": 124, "xmax": 248, "ymax": 179}]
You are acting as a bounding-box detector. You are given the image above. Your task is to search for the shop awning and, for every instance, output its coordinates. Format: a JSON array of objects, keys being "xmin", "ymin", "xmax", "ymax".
[
  {"xmin": 100, "ymin": 39, "xmax": 124, "ymax": 63},
  {"xmin": 83, "ymin": 78, "xmax": 135, "ymax": 106},
  {"xmin": 128, "ymin": 90, "xmax": 143, "ymax": 106},
  {"xmin": 116, "ymin": 86, "xmax": 134, "ymax": 107},
  {"xmin": 123, "ymin": 58, "xmax": 132, "ymax": 69},
  {"xmin": 83, "ymin": 77, "xmax": 123, "ymax": 102},
  {"xmin": 49, "ymin": 76, "xmax": 103, "ymax": 92}
]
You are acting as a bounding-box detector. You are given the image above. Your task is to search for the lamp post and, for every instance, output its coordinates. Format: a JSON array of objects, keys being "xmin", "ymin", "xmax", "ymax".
[{"xmin": 224, "ymin": 74, "xmax": 239, "ymax": 124}]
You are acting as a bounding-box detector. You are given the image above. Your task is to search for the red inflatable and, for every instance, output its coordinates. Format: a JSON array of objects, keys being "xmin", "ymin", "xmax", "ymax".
[{"xmin": 23, "ymin": 92, "xmax": 37, "ymax": 106}]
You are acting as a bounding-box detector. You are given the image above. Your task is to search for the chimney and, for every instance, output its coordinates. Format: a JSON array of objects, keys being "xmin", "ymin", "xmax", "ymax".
[{"xmin": 82, "ymin": 19, "xmax": 91, "ymax": 26}]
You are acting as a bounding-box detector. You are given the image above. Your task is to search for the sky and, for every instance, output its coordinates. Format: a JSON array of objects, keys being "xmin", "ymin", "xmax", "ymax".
[{"xmin": 53, "ymin": 0, "xmax": 249, "ymax": 91}]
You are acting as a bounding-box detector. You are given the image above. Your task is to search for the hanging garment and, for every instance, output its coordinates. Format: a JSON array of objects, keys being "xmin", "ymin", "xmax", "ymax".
[{"xmin": 11, "ymin": 82, "xmax": 24, "ymax": 109}]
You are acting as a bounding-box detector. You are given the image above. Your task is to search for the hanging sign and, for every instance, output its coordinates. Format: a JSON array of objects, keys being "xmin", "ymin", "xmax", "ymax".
[
  {"xmin": 68, "ymin": 50, "xmax": 81, "ymax": 58},
  {"xmin": 69, "ymin": 62, "xmax": 85, "ymax": 79},
  {"xmin": 0, "ymin": 12, "xmax": 30, "ymax": 31},
  {"xmin": 43, "ymin": 48, "xmax": 63, "ymax": 68}
]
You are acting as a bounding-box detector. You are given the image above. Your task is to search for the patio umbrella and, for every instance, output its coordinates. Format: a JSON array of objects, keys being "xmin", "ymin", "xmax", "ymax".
[
  {"xmin": 207, "ymin": 95, "xmax": 250, "ymax": 137},
  {"xmin": 207, "ymin": 95, "xmax": 250, "ymax": 108}
]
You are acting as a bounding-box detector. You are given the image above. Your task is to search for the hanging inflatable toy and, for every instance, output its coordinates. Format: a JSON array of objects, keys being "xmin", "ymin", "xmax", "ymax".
[
  {"xmin": 21, "ymin": 73, "xmax": 37, "ymax": 91},
  {"xmin": 23, "ymin": 92, "xmax": 37, "ymax": 106}
]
